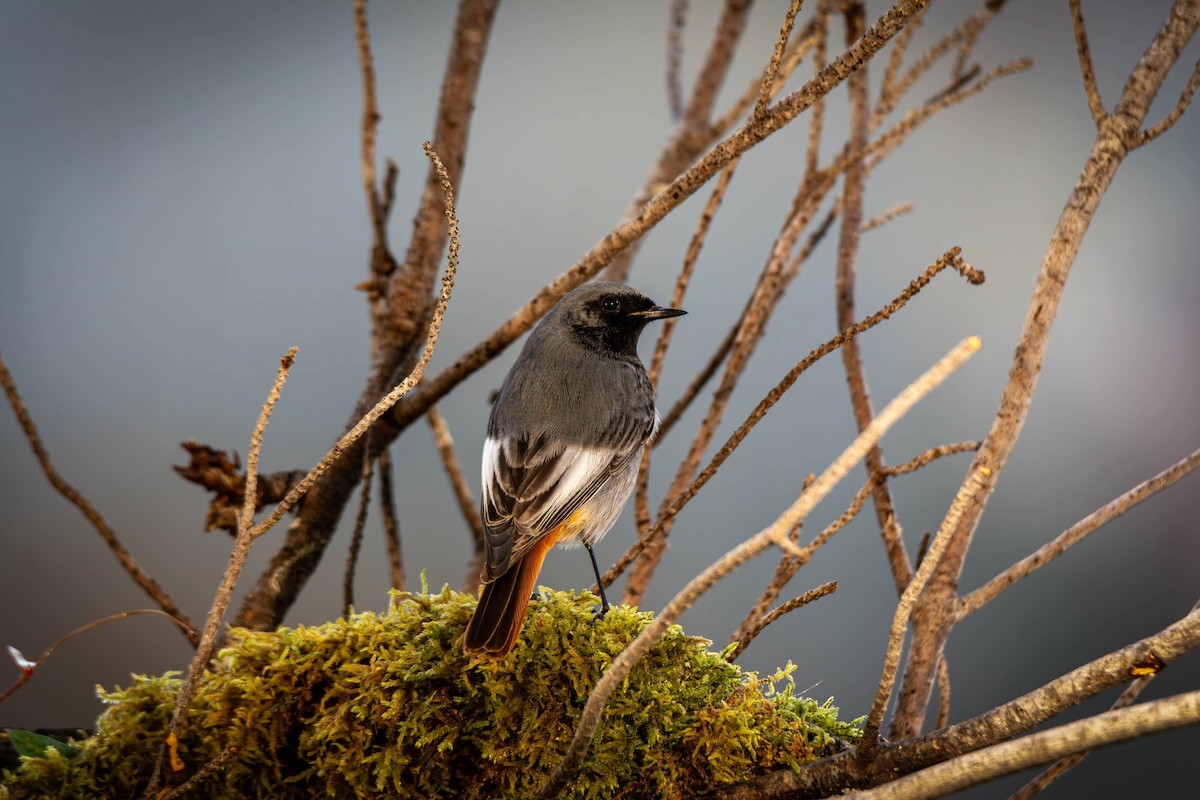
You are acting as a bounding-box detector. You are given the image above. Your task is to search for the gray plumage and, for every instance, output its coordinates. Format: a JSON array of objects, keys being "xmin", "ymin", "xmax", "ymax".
[{"xmin": 465, "ymin": 281, "xmax": 685, "ymax": 656}]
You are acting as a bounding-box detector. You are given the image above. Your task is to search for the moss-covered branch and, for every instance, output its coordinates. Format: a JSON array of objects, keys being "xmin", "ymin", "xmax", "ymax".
[{"xmin": 1, "ymin": 590, "xmax": 859, "ymax": 799}]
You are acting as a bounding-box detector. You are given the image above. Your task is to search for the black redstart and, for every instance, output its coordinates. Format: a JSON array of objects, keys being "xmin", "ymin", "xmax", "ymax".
[{"xmin": 463, "ymin": 282, "xmax": 685, "ymax": 657}]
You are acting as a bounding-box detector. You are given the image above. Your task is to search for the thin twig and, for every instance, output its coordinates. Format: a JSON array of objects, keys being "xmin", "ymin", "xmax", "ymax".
[
  {"xmin": 343, "ymin": 447, "xmax": 375, "ymax": 616},
  {"xmin": 377, "ymin": 449, "xmax": 405, "ymax": 591},
  {"xmin": 655, "ymin": 203, "xmax": 838, "ymax": 443},
  {"xmin": 835, "ymin": 0, "xmax": 917, "ymax": 597},
  {"xmin": 730, "ymin": 476, "xmax": 815, "ymax": 645},
  {"xmin": 1069, "ymin": 0, "xmax": 1106, "ymax": 125},
  {"xmin": 0, "ymin": 353, "xmax": 198, "ymax": 645},
  {"xmin": 0, "ymin": 610, "xmax": 195, "ymax": 706},
  {"xmin": 874, "ymin": 1, "xmax": 925, "ymax": 132},
  {"xmin": 727, "ymin": 580, "xmax": 838, "ymax": 661},
  {"xmin": 861, "ymin": 201, "xmax": 915, "ymax": 232},
  {"xmin": 604, "ymin": 250, "xmax": 984, "ymax": 588},
  {"xmin": 391, "ymin": 0, "xmax": 931, "ymax": 433},
  {"xmin": 871, "ymin": 2, "xmax": 1001, "ymax": 130},
  {"xmin": 602, "ymin": 0, "xmax": 753, "ymax": 282},
  {"xmin": 957, "ymin": 446, "xmax": 1200, "ymax": 620},
  {"xmin": 625, "ymin": 162, "xmax": 840, "ymax": 602},
  {"xmin": 666, "ymin": 0, "xmax": 688, "ymax": 120},
  {"xmin": 712, "ymin": 17, "xmax": 820, "ymax": 135},
  {"xmin": 161, "ymin": 744, "xmax": 240, "ymax": 800},
  {"xmin": 635, "ymin": 158, "xmax": 739, "ymax": 535},
  {"xmin": 1138, "ymin": 55, "xmax": 1200, "ymax": 145},
  {"xmin": 804, "ymin": 2, "xmax": 830, "ymax": 182},
  {"xmin": 354, "ymin": 0, "xmax": 398, "ymax": 362},
  {"xmin": 426, "ymin": 406, "xmax": 486, "ymax": 572},
  {"xmin": 858, "ymin": 466, "xmax": 992, "ymax": 754},
  {"xmin": 539, "ymin": 336, "xmax": 982, "ymax": 800},
  {"xmin": 145, "ymin": 347, "xmax": 298, "ymax": 798},
  {"xmin": 864, "ymin": 58, "xmax": 1034, "ymax": 172},
  {"xmin": 756, "ymin": 0, "xmax": 804, "ymax": 117},
  {"xmin": 250, "ymin": 144, "xmax": 459, "ymax": 541},
  {"xmin": 935, "ymin": 655, "xmax": 952, "ymax": 730},
  {"xmin": 731, "ymin": 441, "xmax": 977, "ymax": 648}
]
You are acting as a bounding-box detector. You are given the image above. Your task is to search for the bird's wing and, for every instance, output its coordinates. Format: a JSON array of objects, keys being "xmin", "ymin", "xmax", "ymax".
[{"xmin": 479, "ymin": 431, "xmax": 643, "ymax": 582}]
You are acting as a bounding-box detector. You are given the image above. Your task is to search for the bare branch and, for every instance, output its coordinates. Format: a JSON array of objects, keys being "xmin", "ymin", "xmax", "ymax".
[
  {"xmin": 604, "ymin": 250, "xmax": 984, "ymax": 589},
  {"xmin": 390, "ymin": 0, "xmax": 931, "ymax": 434},
  {"xmin": 849, "ymin": 690, "xmax": 1200, "ymax": 800},
  {"xmin": 859, "ymin": 466, "xmax": 991, "ymax": 752},
  {"xmin": 656, "ymin": 205, "xmax": 839, "ymax": 442},
  {"xmin": 234, "ymin": 0, "xmax": 495, "ymax": 633},
  {"xmin": 249, "ymin": 144, "xmax": 459, "ymax": 542},
  {"xmin": 1069, "ymin": 0, "xmax": 1106, "ymax": 125},
  {"xmin": 540, "ymin": 336, "xmax": 982, "ymax": 800},
  {"xmin": 426, "ymin": 405, "xmax": 486, "ymax": 579},
  {"xmin": 378, "ymin": 0, "xmax": 496, "ymax": 362},
  {"xmin": 0, "ymin": 610, "xmax": 194, "ymax": 707},
  {"xmin": 890, "ymin": 0, "xmax": 1200, "ymax": 740},
  {"xmin": 756, "ymin": 0, "xmax": 805, "ymax": 117},
  {"xmin": 727, "ymin": 580, "xmax": 838, "ymax": 661},
  {"xmin": 0, "ymin": 353, "xmax": 197, "ymax": 645},
  {"xmin": 354, "ymin": 0, "xmax": 387, "ymax": 249},
  {"xmin": 1009, "ymin": 598, "xmax": 1198, "ymax": 799},
  {"xmin": 377, "ymin": 450, "xmax": 405, "ymax": 592},
  {"xmin": 713, "ymin": 17, "xmax": 821, "ymax": 135},
  {"xmin": 343, "ymin": 448, "xmax": 375, "ymax": 615},
  {"xmin": 635, "ymin": 159, "xmax": 740, "ymax": 537},
  {"xmin": 145, "ymin": 347, "xmax": 298, "ymax": 797},
  {"xmin": 625, "ymin": 166, "xmax": 840, "ymax": 602},
  {"xmin": 602, "ymin": 0, "xmax": 753, "ymax": 282},
  {"xmin": 353, "ymin": 0, "xmax": 399, "ymax": 360},
  {"xmin": 834, "ymin": 0, "xmax": 918, "ymax": 596},
  {"xmin": 804, "ymin": 3, "xmax": 830, "ymax": 182},
  {"xmin": 1138, "ymin": 54, "xmax": 1200, "ymax": 145},
  {"xmin": 957, "ymin": 445, "xmax": 1200, "ymax": 620},
  {"xmin": 730, "ymin": 474, "xmax": 814, "ymax": 647},
  {"xmin": 666, "ymin": 0, "xmax": 687, "ymax": 120},
  {"xmin": 871, "ymin": 1, "xmax": 1003, "ymax": 130},
  {"xmin": 935, "ymin": 655, "xmax": 951, "ymax": 730},
  {"xmin": 864, "ymin": 58, "xmax": 1034, "ymax": 172},
  {"xmin": 861, "ymin": 201, "xmax": 914, "ymax": 232},
  {"xmin": 712, "ymin": 603, "xmax": 1200, "ymax": 799},
  {"xmin": 161, "ymin": 744, "xmax": 239, "ymax": 800}
]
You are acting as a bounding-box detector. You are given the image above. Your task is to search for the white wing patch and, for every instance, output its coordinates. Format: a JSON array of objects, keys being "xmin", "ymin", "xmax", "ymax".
[{"xmin": 481, "ymin": 433, "xmax": 631, "ymax": 561}]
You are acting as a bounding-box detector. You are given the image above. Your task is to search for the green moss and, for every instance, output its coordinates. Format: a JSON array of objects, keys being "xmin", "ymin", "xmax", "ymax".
[{"xmin": 1, "ymin": 589, "xmax": 859, "ymax": 799}]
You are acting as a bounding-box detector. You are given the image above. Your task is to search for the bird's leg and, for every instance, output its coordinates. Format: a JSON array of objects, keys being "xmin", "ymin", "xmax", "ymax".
[{"xmin": 586, "ymin": 544, "xmax": 610, "ymax": 617}]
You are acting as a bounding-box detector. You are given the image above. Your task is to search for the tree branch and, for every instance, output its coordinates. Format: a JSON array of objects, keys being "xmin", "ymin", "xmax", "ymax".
[
  {"xmin": 540, "ymin": 336, "xmax": 981, "ymax": 800},
  {"xmin": 848, "ymin": 690, "xmax": 1200, "ymax": 800},
  {"xmin": 1069, "ymin": 0, "xmax": 1106, "ymax": 125},
  {"xmin": 890, "ymin": 0, "xmax": 1200, "ymax": 740},
  {"xmin": 710, "ymin": 602, "xmax": 1200, "ymax": 799},
  {"xmin": 0, "ymin": 353, "xmax": 197, "ymax": 645},
  {"xmin": 233, "ymin": 0, "xmax": 495, "ymax": 629},
  {"xmin": 957, "ymin": 445, "xmax": 1200, "ymax": 620}
]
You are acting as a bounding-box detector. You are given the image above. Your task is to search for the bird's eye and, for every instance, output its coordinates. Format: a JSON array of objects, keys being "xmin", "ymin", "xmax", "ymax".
[{"xmin": 602, "ymin": 297, "xmax": 620, "ymax": 312}]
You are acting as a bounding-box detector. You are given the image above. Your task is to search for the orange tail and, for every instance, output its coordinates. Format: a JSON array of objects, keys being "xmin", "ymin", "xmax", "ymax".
[{"xmin": 463, "ymin": 532, "xmax": 558, "ymax": 657}]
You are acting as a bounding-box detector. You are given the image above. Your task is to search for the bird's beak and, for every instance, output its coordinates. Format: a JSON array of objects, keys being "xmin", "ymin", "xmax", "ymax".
[{"xmin": 633, "ymin": 306, "xmax": 687, "ymax": 321}]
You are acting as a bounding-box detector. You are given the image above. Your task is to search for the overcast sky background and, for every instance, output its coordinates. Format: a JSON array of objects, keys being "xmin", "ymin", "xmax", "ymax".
[{"xmin": 2, "ymin": 2, "xmax": 1198, "ymax": 796}]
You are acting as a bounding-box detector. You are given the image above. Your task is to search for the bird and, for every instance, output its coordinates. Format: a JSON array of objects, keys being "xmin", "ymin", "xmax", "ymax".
[{"xmin": 462, "ymin": 281, "xmax": 686, "ymax": 657}]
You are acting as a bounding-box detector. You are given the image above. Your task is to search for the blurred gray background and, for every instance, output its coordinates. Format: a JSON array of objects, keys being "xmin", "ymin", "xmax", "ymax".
[{"xmin": 2, "ymin": 1, "xmax": 1197, "ymax": 796}]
